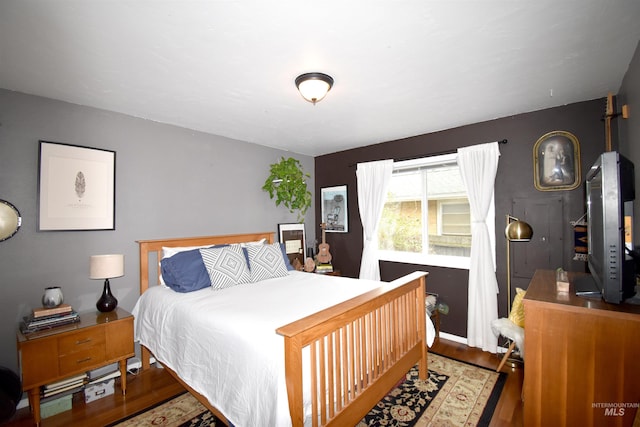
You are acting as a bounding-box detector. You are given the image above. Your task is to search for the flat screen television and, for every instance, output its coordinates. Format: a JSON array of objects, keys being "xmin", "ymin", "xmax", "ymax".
[{"xmin": 575, "ymin": 151, "xmax": 636, "ymax": 303}]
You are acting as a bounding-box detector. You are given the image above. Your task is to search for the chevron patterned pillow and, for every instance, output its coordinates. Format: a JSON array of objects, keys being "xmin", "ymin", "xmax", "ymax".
[
  {"xmin": 246, "ymin": 243, "xmax": 290, "ymax": 282},
  {"xmin": 200, "ymin": 245, "xmax": 251, "ymax": 290}
]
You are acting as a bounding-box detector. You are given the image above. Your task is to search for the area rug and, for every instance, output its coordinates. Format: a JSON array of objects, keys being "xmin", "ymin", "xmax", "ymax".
[
  {"xmin": 111, "ymin": 353, "xmax": 505, "ymax": 427},
  {"xmin": 357, "ymin": 353, "xmax": 506, "ymax": 427}
]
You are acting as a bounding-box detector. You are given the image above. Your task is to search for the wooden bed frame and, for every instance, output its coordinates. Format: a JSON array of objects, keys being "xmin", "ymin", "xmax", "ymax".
[{"xmin": 137, "ymin": 232, "xmax": 428, "ymax": 427}]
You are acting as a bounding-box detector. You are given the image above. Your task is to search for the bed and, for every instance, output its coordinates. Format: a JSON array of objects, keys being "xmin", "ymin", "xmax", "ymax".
[{"xmin": 133, "ymin": 232, "xmax": 428, "ymax": 427}]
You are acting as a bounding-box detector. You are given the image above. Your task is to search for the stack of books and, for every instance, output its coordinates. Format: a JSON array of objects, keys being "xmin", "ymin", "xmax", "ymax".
[
  {"xmin": 87, "ymin": 368, "xmax": 121, "ymax": 385},
  {"xmin": 41, "ymin": 373, "xmax": 88, "ymax": 401},
  {"xmin": 316, "ymin": 263, "xmax": 334, "ymax": 273},
  {"xmin": 20, "ymin": 304, "xmax": 80, "ymax": 334}
]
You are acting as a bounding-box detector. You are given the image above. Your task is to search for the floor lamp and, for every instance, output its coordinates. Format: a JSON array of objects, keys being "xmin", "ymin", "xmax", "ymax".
[
  {"xmin": 505, "ymin": 215, "xmax": 534, "ymax": 313},
  {"xmin": 504, "ymin": 215, "xmax": 533, "ymax": 367}
]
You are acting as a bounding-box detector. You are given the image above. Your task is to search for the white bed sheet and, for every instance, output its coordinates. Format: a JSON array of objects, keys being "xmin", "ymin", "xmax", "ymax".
[{"xmin": 132, "ymin": 271, "xmax": 434, "ymax": 427}]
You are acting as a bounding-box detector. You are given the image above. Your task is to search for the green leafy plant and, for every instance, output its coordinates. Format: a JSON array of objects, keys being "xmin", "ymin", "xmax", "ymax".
[{"xmin": 262, "ymin": 157, "xmax": 312, "ymax": 222}]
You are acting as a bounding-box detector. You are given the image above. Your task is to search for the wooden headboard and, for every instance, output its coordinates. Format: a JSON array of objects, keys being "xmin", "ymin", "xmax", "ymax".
[{"xmin": 137, "ymin": 232, "xmax": 275, "ymax": 294}]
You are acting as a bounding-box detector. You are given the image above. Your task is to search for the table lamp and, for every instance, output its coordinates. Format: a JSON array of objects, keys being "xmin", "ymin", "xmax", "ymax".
[{"xmin": 90, "ymin": 254, "xmax": 124, "ymax": 312}]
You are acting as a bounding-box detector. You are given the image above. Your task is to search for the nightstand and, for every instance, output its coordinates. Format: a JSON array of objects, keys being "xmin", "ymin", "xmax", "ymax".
[
  {"xmin": 16, "ymin": 307, "xmax": 134, "ymax": 425},
  {"xmin": 318, "ymin": 270, "xmax": 341, "ymax": 276}
]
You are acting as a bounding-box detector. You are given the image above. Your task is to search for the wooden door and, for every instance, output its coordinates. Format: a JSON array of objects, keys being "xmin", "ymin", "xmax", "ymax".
[{"xmin": 510, "ymin": 196, "xmax": 563, "ymax": 290}]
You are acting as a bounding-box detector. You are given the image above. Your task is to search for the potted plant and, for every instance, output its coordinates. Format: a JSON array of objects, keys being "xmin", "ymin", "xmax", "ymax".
[{"xmin": 262, "ymin": 157, "xmax": 312, "ymax": 222}]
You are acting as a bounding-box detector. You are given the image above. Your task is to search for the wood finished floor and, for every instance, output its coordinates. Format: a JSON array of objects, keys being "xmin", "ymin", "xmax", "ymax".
[{"xmin": 3, "ymin": 338, "xmax": 523, "ymax": 427}]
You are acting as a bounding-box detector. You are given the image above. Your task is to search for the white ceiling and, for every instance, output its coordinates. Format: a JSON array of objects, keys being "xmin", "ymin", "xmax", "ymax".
[{"xmin": 1, "ymin": 1, "xmax": 639, "ymax": 157}]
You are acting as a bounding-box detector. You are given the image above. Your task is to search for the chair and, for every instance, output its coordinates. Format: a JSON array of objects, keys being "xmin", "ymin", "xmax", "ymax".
[
  {"xmin": 0, "ymin": 366, "xmax": 21, "ymax": 423},
  {"xmin": 425, "ymin": 294, "xmax": 450, "ymax": 347},
  {"xmin": 491, "ymin": 288, "xmax": 526, "ymax": 372},
  {"xmin": 491, "ymin": 318, "xmax": 524, "ymax": 371}
]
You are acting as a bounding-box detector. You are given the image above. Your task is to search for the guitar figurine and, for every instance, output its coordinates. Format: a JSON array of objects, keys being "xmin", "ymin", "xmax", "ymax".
[{"xmin": 317, "ymin": 223, "xmax": 332, "ymax": 264}]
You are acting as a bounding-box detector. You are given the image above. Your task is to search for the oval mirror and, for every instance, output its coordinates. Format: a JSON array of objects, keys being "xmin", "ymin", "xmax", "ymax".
[{"xmin": 0, "ymin": 200, "xmax": 22, "ymax": 242}]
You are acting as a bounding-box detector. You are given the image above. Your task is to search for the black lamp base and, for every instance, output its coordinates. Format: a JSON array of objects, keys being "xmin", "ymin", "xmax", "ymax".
[{"xmin": 97, "ymin": 279, "xmax": 118, "ymax": 312}]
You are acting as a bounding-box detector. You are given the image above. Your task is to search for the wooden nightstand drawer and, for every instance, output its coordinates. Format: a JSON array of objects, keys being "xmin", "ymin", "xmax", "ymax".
[
  {"xmin": 58, "ymin": 345, "xmax": 106, "ymax": 374},
  {"xmin": 58, "ymin": 328, "xmax": 105, "ymax": 356}
]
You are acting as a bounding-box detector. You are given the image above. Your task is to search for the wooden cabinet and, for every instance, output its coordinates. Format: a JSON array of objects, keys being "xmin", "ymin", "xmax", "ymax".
[
  {"xmin": 523, "ymin": 270, "xmax": 640, "ymax": 426},
  {"xmin": 17, "ymin": 308, "xmax": 134, "ymax": 425}
]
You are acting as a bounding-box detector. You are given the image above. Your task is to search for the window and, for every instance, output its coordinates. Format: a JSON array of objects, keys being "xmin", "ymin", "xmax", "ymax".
[
  {"xmin": 439, "ymin": 200, "xmax": 471, "ymax": 235},
  {"xmin": 378, "ymin": 153, "xmax": 493, "ymax": 269}
]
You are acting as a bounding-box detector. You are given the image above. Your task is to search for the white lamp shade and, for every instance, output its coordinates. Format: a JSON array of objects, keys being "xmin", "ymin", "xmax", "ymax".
[
  {"xmin": 298, "ymin": 79, "xmax": 331, "ymax": 103},
  {"xmin": 90, "ymin": 254, "xmax": 124, "ymax": 279}
]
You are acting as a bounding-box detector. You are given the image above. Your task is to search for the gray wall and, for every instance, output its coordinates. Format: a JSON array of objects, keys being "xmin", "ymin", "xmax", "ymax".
[{"xmin": 0, "ymin": 89, "xmax": 315, "ymax": 373}]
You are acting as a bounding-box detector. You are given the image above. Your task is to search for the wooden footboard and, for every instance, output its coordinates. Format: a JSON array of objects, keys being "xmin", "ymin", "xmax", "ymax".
[{"xmin": 277, "ymin": 271, "xmax": 428, "ymax": 427}]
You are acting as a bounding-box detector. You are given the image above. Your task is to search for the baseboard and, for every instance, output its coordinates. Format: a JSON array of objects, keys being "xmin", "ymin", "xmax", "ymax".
[
  {"xmin": 437, "ymin": 332, "xmax": 511, "ymax": 355},
  {"xmin": 17, "ymin": 397, "xmax": 28, "ymax": 410},
  {"xmin": 439, "ymin": 332, "xmax": 467, "ymax": 345},
  {"xmin": 16, "ymin": 357, "xmax": 157, "ymax": 410}
]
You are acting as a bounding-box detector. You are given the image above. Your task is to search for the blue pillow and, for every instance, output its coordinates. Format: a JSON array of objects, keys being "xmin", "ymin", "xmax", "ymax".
[
  {"xmin": 280, "ymin": 242, "xmax": 295, "ymax": 271},
  {"xmin": 161, "ymin": 245, "xmax": 227, "ymax": 292}
]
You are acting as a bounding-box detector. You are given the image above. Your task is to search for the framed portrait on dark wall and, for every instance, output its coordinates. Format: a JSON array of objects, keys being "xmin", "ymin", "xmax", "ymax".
[
  {"xmin": 533, "ymin": 131, "xmax": 581, "ymax": 191},
  {"xmin": 321, "ymin": 185, "xmax": 348, "ymax": 233}
]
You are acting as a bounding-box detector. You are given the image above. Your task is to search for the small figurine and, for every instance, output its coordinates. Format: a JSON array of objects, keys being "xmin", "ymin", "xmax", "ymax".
[
  {"xmin": 304, "ymin": 257, "xmax": 316, "ymax": 272},
  {"xmin": 292, "ymin": 257, "xmax": 304, "ymax": 271}
]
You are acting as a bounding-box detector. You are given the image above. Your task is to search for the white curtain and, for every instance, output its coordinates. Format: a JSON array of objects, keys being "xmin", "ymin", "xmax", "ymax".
[
  {"xmin": 457, "ymin": 142, "xmax": 500, "ymax": 353},
  {"xmin": 356, "ymin": 159, "xmax": 394, "ymax": 280}
]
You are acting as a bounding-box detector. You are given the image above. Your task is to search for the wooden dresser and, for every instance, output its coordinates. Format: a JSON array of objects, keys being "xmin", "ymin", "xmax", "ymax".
[
  {"xmin": 17, "ymin": 307, "xmax": 134, "ymax": 425},
  {"xmin": 523, "ymin": 270, "xmax": 640, "ymax": 426}
]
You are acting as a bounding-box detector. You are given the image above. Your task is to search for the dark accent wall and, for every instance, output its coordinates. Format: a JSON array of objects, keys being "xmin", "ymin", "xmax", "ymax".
[
  {"xmin": 315, "ymin": 98, "xmax": 610, "ymax": 338},
  {"xmin": 618, "ymin": 40, "xmax": 640, "ymax": 240}
]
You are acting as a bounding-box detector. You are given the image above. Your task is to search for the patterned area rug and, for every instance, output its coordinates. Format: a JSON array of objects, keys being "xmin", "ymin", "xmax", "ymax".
[
  {"xmin": 358, "ymin": 353, "xmax": 506, "ymax": 426},
  {"xmin": 108, "ymin": 393, "xmax": 215, "ymax": 427},
  {"xmin": 111, "ymin": 353, "xmax": 505, "ymax": 427}
]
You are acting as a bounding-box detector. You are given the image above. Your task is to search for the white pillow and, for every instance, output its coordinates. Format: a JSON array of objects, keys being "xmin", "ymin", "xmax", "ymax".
[
  {"xmin": 239, "ymin": 238, "xmax": 267, "ymax": 247},
  {"xmin": 162, "ymin": 244, "xmax": 212, "ymax": 259}
]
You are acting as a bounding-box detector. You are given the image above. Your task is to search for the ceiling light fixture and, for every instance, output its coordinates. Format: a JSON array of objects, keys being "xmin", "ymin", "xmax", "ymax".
[{"xmin": 295, "ymin": 72, "xmax": 334, "ymax": 105}]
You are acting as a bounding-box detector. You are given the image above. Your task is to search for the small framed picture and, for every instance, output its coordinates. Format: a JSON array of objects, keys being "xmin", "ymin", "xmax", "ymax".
[
  {"xmin": 321, "ymin": 185, "xmax": 348, "ymax": 233},
  {"xmin": 278, "ymin": 223, "xmax": 306, "ymax": 267},
  {"xmin": 533, "ymin": 131, "xmax": 581, "ymax": 191},
  {"xmin": 38, "ymin": 141, "xmax": 116, "ymax": 231}
]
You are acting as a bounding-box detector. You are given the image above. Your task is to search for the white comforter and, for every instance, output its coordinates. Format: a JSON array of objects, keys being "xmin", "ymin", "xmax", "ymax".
[{"xmin": 132, "ymin": 271, "xmax": 434, "ymax": 427}]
